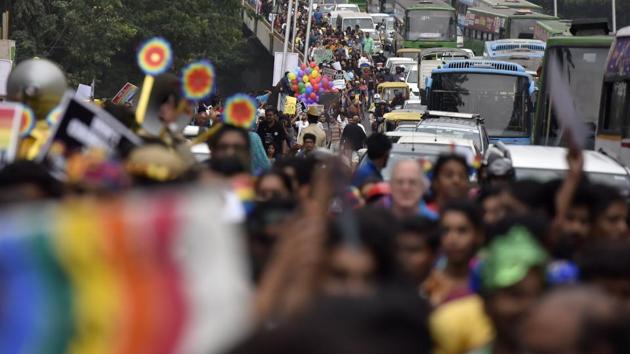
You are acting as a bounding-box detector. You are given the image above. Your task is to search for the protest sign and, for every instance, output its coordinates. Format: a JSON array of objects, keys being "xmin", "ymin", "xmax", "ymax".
[
  {"xmin": 333, "ymin": 79, "xmax": 346, "ymax": 90},
  {"xmin": 319, "ymin": 92, "xmax": 342, "ymax": 116},
  {"xmin": 0, "ymin": 102, "xmax": 22, "ymax": 166},
  {"xmin": 284, "ymin": 96, "xmax": 297, "ymax": 115},
  {"xmin": 111, "ymin": 83, "xmax": 139, "ymax": 105},
  {"xmin": 272, "ymin": 52, "xmax": 299, "ymax": 86},
  {"xmin": 37, "ymin": 93, "xmax": 143, "ymax": 178},
  {"xmin": 0, "ymin": 59, "xmax": 11, "ymax": 97},
  {"xmin": 312, "ymin": 48, "xmax": 333, "ymax": 64},
  {"xmin": 321, "ymin": 67, "xmax": 337, "ymax": 80},
  {"xmin": 75, "ymin": 84, "xmax": 92, "ymax": 100}
]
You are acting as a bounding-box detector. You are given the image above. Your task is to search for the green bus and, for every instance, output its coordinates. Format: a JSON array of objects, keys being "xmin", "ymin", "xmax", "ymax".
[
  {"xmin": 462, "ymin": 4, "xmax": 555, "ymax": 55},
  {"xmin": 392, "ymin": 0, "xmax": 457, "ymax": 50},
  {"xmin": 533, "ymin": 35, "xmax": 613, "ymax": 148},
  {"xmin": 533, "ymin": 19, "xmax": 572, "ymax": 42}
]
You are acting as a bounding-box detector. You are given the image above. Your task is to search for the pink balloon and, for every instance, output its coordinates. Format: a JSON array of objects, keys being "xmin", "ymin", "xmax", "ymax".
[{"xmin": 301, "ymin": 63, "xmax": 307, "ymax": 70}]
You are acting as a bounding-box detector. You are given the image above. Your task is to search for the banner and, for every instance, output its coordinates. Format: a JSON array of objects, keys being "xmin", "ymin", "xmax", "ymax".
[
  {"xmin": 272, "ymin": 52, "xmax": 299, "ymax": 86},
  {"xmin": 312, "ymin": 48, "xmax": 333, "ymax": 64},
  {"xmin": 0, "ymin": 102, "xmax": 21, "ymax": 166},
  {"xmin": 319, "ymin": 92, "xmax": 342, "ymax": 116},
  {"xmin": 284, "ymin": 96, "xmax": 297, "ymax": 115},
  {"xmin": 111, "ymin": 82, "xmax": 140, "ymax": 105},
  {"xmin": 76, "ymin": 84, "xmax": 92, "ymax": 100},
  {"xmin": 322, "ymin": 67, "xmax": 337, "ymax": 80},
  {"xmin": 0, "ymin": 59, "xmax": 11, "ymax": 96},
  {"xmin": 37, "ymin": 93, "xmax": 143, "ymax": 178}
]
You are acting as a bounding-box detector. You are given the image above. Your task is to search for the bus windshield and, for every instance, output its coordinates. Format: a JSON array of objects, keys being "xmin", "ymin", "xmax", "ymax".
[
  {"xmin": 407, "ymin": 11, "xmax": 456, "ymax": 41},
  {"xmin": 510, "ymin": 19, "xmax": 540, "ymax": 38},
  {"xmin": 343, "ymin": 18, "xmax": 375, "ymax": 30},
  {"xmin": 407, "ymin": 70, "xmax": 418, "ymax": 83},
  {"xmin": 376, "ymin": 17, "xmax": 395, "ymax": 31},
  {"xmin": 428, "ymin": 73, "xmax": 531, "ymax": 137},
  {"xmin": 550, "ymin": 46, "xmax": 610, "ymax": 125}
]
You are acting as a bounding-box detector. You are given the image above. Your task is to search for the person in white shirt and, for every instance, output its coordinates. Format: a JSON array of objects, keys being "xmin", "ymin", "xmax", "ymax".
[
  {"xmin": 353, "ymin": 115, "xmax": 366, "ymax": 134},
  {"xmin": 293, "ymin": 113, "xmax": 309, "ymax": 137}
]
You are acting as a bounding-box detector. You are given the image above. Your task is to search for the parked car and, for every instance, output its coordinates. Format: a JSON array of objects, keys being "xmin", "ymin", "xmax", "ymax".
[
  {"xmin": 502, "ymin": 145, "xmax": 630, "ymax": 197},
  {"xmin": 415, "ymin": 111, "xmax": 490, "ymax": 153}
]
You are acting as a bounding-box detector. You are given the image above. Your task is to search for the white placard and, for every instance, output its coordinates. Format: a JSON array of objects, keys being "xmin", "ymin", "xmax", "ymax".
[{"xmin": 273, "ymin": 52, "xmax": 300, "ymax": 86}]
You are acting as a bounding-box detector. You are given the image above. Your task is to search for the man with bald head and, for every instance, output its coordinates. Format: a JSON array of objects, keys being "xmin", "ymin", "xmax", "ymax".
[
  {"xmin": 390, "ymin": 159, "xmax": 427, "ymax": 219},
  {"xmin": 520, "ymin": 286, "xmax": 629, "ymax": 354}
]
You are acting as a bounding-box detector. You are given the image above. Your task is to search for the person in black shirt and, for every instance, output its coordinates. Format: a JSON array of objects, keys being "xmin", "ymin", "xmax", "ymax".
[
  {"xmin": 341, "ymin": 115, "xmax": 367, "ymax": 151},
  {"xmin": 391, "ymin": 91, "xmax": 405, "ymax": 108},
  {"xmin": 257, "ymin": 108, "xmax": 287, "ymax": 158}
]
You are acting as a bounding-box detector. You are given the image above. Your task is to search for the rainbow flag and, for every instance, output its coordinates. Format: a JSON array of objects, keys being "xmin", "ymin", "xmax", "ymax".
[
  {"xmin": 111, "ymin": 83, "xmax": 139, "ymax": 105},
  {"xmin": 0, "ymin": 103, "xmax": 23, "ymax": 164},
  {"xmin": 0, "ymin": 187, "xmax": 252, "ymax": 354}
]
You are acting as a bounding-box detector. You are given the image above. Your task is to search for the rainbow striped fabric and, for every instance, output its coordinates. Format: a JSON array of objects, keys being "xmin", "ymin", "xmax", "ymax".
[{"xmin": 0, "ymin": 188, "xmax": 251, "ymax": 354}]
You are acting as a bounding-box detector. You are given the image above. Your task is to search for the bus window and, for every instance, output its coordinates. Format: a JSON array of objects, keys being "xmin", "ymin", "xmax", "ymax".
[{"xmin": 601, "ymin": 81, "xmax": 628, "ymax": 134}]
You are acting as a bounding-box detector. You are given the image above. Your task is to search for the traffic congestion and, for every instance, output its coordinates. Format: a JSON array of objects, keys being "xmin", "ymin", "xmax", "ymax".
[{"xmin": 0, "ymin": 0, "xmax": 629, "ymax": 354}]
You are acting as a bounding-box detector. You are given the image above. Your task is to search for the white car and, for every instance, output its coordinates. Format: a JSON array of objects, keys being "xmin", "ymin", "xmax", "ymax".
[
  {"xmin": 334, "ymin": 3, "xmax": 360, "ymax": 12},
  {"xmin": 405, "ymin": 68, "xmax": 420, "ymax": 100},
  {"xmin": 389, "ymin": 133, "xmax": 479, "ymax": 163},
  {"xmin": 359, "ymin": 137, "xmax": 478, "ymax": 181},
  {"xmin": 503, "ymin": 145, "xmax": 630, "ymax": 196},
  {"xmin": 384, "ymin": 57, "xmax": 417, "ymax": 73},
  {"xmin": 315, "ymin": 0, "xmax": 346, "ymax": 14},
  {"xmin": 402, "ymin": 99, "xmax": 425, "ymax": 111}
]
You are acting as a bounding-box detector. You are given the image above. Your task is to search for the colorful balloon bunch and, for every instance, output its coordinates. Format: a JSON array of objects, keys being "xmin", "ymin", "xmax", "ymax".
[{"xmin": 288, "ymin": 62, "xmax": 338, "ymax": 105}]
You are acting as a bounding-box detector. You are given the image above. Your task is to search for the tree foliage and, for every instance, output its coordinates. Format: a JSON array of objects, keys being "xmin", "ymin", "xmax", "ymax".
[{"xmin": 8, "ymin": 0, "xmax": 248, "ymax": 96}]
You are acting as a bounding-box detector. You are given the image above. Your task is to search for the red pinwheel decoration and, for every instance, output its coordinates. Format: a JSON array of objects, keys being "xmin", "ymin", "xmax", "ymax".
[
  {"xmin": 223, "ymin": 94, "xmax": 257, "ymax": 129},
  {"xmin": 19, "ymin": 105, "xmax": 36, "ymax": 138},
  {"xmin": 137, "ymin": 37, "xmax": 173, "ymax": 75},
  {"xmin": 181, "ymin": 60, "xmax": 216, "ymax": 100}
]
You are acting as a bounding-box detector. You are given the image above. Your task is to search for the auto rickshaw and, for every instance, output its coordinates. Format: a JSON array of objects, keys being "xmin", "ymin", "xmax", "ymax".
[
  {"xmin": 382, "ymin": 109, "xmax": 423, "ymax": 132},
  {"xmin": 376, "ymin": 82, "xmax": 410, "ymax": 105}
]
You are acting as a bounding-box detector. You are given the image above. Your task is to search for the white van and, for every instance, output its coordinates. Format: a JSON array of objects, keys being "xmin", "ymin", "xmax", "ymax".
[
  {"xmin": 334, "ymin": 3, "xmax": 360, "ymax": 12},
  {"xmin": 335, "ymin": 12, "xmax": 374, "ymax": 31},
  {"xmin": 316, "ymin": 0, "xmax": 347, "ymax": 14}
]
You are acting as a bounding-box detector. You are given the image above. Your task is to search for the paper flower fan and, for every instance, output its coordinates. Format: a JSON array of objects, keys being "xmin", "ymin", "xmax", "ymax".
[
  {"xmin": 181, "ymin": 60, "xmax": 216, "ymax": 100},
  {"xmin": 19, "ymin": 105, "xmax": 36, "ymax": 138},
  {"xmin": 46, "ymin": 105, "xmax": 64, "ymax": 127},
  {"xmin": 137, "ymin": 37, "xmax": 173, "ymax": 75},
  {"xmin": 223, "ymin": 94, "xmax": 257, "ymax": 129}
]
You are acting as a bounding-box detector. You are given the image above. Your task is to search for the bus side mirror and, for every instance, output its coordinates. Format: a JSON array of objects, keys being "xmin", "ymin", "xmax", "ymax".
[{"xmin": 528, "ymin": 81, "xmax": 537, "ymax": 97}]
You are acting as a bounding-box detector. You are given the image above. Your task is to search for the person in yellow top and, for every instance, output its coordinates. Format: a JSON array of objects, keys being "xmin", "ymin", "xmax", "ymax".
[{"xmin": 430, "ymin": 225, "xmax": 549, "ymax": 354}]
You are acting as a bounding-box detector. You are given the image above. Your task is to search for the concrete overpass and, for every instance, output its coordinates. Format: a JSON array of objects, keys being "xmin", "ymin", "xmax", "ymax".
[{"xmin": 241, "ymin": 3, "xmax": 305, "ymax": 63}]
